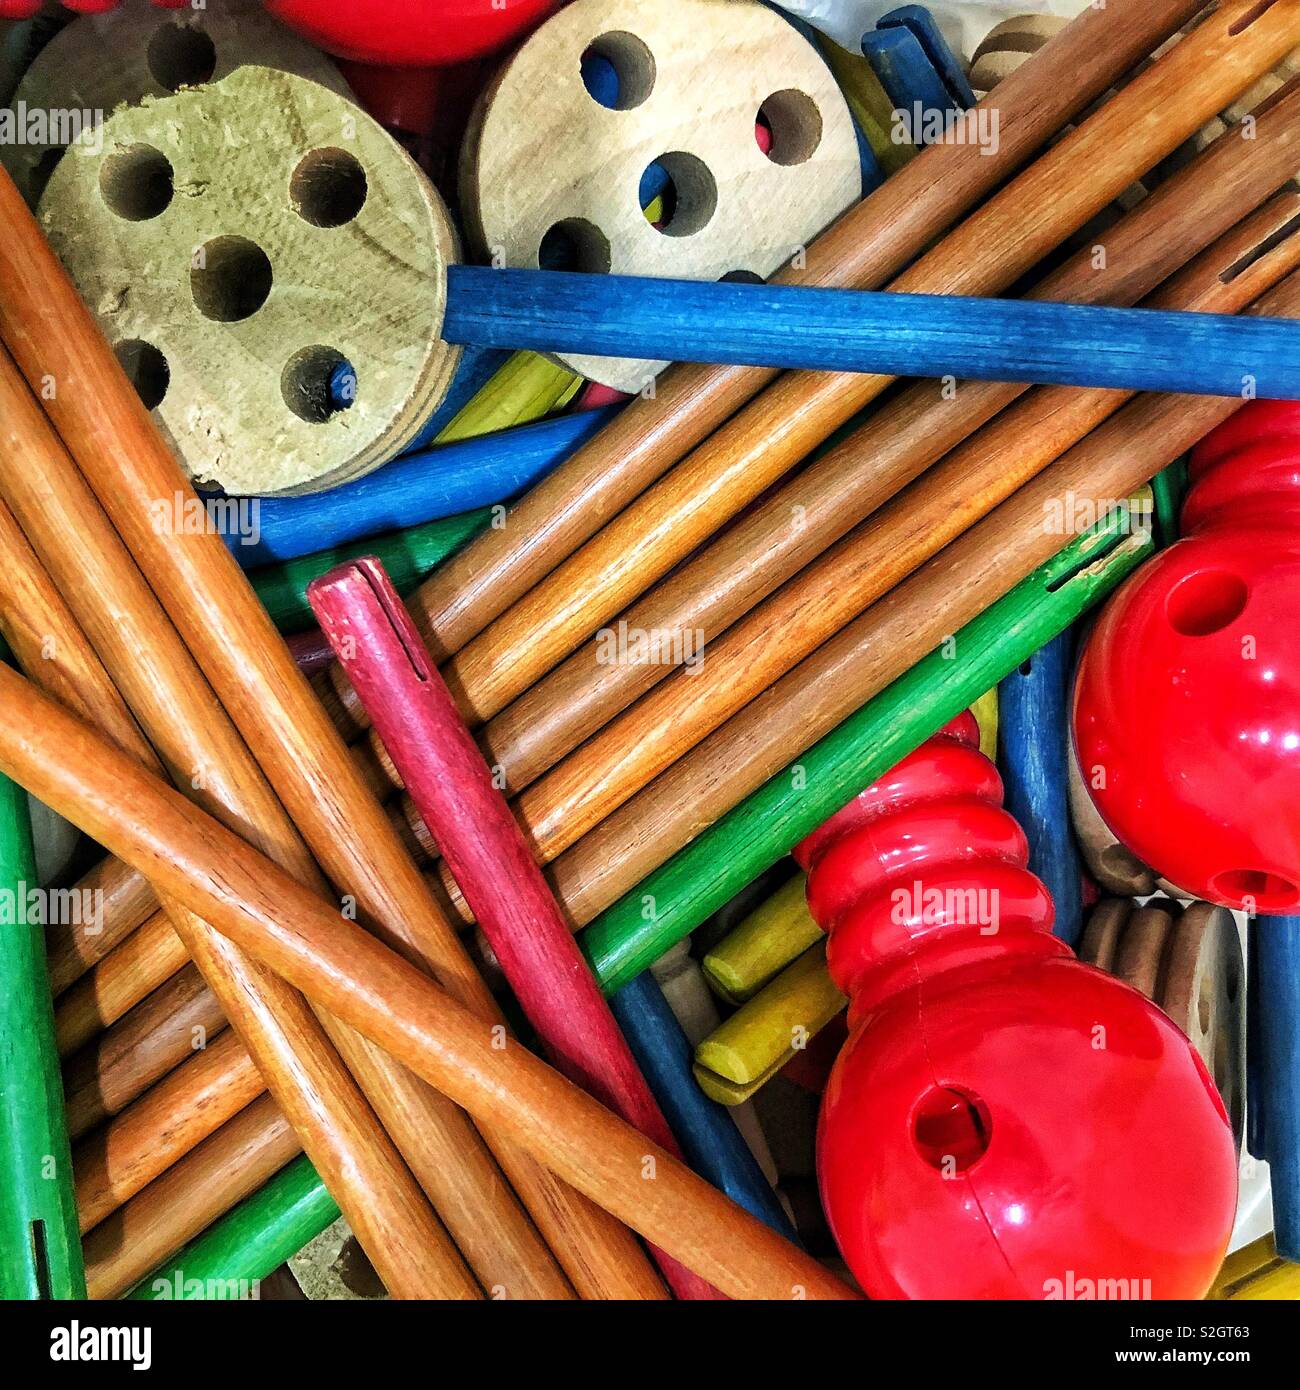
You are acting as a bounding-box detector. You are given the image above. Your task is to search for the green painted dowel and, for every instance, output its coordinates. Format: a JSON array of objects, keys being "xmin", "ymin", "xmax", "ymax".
[
  {"xmin": 130, "ymin": 503, "xmax": 1152, "ymax": 1295},
  {"xmin": 0, "ymin": 647, "xmax": 84, "ymax": 1299},
  {"xmin": 579, "ymin": 503, "xmax": 1156, "ymax": 995},
  {"xmin": 252, "ymin": 508, "xmax": 492, "ymax": 635},
  {"xmin": 126, "ymin": 1155, "xmax": 337, "ymax": 1301}
]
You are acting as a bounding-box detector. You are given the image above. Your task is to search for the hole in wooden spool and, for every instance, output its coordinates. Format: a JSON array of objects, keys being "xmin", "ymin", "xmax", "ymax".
[
  {"xmin": 719, "ymin": 269, "xmax": 763, "ymax": 284},
  {"xmin": 645, "ymin": 152, "xmax": 716, "ymax": 237},
  {"xmin": 912, "ymin": 1085, "xmax": 992, "ymax": 1172},
  {"xmin": 290, "ymin": 148, "xmax": 369, "ymax": 228},
  {"xmin": 98, "ymin": 144, "xmax": 174, "ymax": 221},
  {"xmin": 114, "ymin": 339, "xmax": 170, "ymax": 409},
  {"xmin": 1165, "ymin": 569, "xmax": 1248, "ymax": 636},
  {"xmin": 580, "ymin": 31, "xmax": 656, "ymax": 110},
  {"xmin": 757, "ymin": 89, "xmax": 823, "ymax": 165},
  {"xmin": 538, "ymin": 218, "xmax": 612, "ymax": 272},
  {"xmin": 147, "ymin": 22, "xmax": 217, "ymax": 91},
  {"xmin": 191, "ymin": 236, "xmax": 273, "ymax": 322},
  {"xmin": 1210, "ymin": 868, "xmax": 1299, "ymax": 912},
  {"xmin": 283, "ymin": 346, "xmax": 356, "ymax": 424}
]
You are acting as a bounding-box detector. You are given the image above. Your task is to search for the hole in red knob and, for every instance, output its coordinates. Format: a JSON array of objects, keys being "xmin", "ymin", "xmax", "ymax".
[
  {"xmin": 1165, "ymin": 570, "xmax": 1248, "ymax": 636},
  {"xmin": 1210, "ymin": 867, "xmax": 1299, "ymax": 911},
  {"xmin": 912, "ymin": 1085, "xmax": 992, "ymax": 1172}
]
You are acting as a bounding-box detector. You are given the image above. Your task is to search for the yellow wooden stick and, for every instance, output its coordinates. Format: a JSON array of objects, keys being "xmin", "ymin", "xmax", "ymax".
[
  {"xmin": 1207, "ymin": 1234, "xmax": 1300, "ymax": 1300},
  {"xmin": 702, "ymin": 873, "xmax": 821, "ymax": 1006},
  {"xmin": 694, "ymin": 941, "xmax": 845, "ymax": 1105}
]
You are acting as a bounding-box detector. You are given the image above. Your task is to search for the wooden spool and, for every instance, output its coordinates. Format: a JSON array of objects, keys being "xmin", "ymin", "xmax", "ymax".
[
  {"xmin": 967, "ymin": 14, "xmax": 1069, "ymax": 101},
  {"xmin": 38, "ymin": 67, "xmax": 459, "ymax": 495},
  {"xmin": 459, "ymin": 0, "xmax": 860, "ymax": 392},
  {"xmin": 1159, "ymin": 901, "xmax": 1245, "ymax": 1149},
  {"xmin": 0, "ymin": 0, "xmax": 348, "ymax": 207}
]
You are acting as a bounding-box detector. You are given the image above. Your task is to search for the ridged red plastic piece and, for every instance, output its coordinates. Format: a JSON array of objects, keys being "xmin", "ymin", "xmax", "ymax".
[
  {"xmin": 802, "ymin": 715, "xmax": 1237, "ymax": 1299},
  {"xmin": 1074, "ymin": 399, "xmax": 1300, "ymax": 911}
]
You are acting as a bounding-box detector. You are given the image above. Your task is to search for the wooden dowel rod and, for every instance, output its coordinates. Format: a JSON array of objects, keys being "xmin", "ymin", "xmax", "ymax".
[
  {"xmin": 83, "ymin": 1094, "xmax": 299, "ymax": 1301},
  {"xmin": 309, "ymin": 558, "xmax": 720, "ymax": 1300},
  {"xmin": 55, "ymin": 911, "xmax": 188, "ymax": 1057},
  {"xmin": 387, "ymin": 0, "xmax": 1209, "ymax": 679},
  {"xmin": 74, "ymin": 1029, "xmax": 263, "ymax": 1235},
  {"xmin": 46, "ymin": 863, "xmax": 159, "ymax": 999},
  {"xmin": 0, "ymin": 354, "xmax": 555, "ymax": 1298},
  {"xmin": 489, "ymin": 194, "xmax": 1300, "ymax": 876},
  {"xmin": 419, "ymin": 0, "xmax": 1298, "ymax": 732},
  {"xmin": 444, "ymin": 266, "xmax": 1300, "ymax": 394},
  {"xmin": 0, "ymin": 161, "xmax": 660, "ymax": 1303},
  {"xmin": 0, "ymin": 665, "xmax": 856, "ymax": 1303},
  {"xmin": 552, "ymin": 271, "xmax": 1300, "ymax": 945},
  {"xmin": 63, "ymin": 964, "xmax": 227, "ymax": 1142}
]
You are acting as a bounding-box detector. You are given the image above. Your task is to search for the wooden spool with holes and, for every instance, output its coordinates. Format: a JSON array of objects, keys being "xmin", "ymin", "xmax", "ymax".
[
  {"xmin": 39, "ymin": 67, "xmax": 459, "ymax": 496},
  {"xmin": 459, "ymin": 0, "xmax": 860, "ymax": 393},
  {"xmin": 0, "ymin": 0, "xmax": 348, "ymax": 207}
]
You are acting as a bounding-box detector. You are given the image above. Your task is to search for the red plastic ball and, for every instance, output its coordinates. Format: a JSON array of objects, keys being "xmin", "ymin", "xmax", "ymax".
[
  {"xmin": 264, "ymin": 0, "xmax": 560, "ymax": 66},
  {"xmin": 1073, "ymin": 401, "xmax": 1300, "ymax": 911}
]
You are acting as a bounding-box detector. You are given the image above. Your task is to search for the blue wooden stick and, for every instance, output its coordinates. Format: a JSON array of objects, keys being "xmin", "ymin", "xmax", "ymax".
[
  {"xmin": 1247, "ymin": 914, "xmax": 1300, "ymax": 1261},
  {"xmin": 607, "ymin": 969, "xmax": 799, "ymax": 1242},
  {"xmin": 227, "ymin": 407, "xmax": 613, "ymax": 568},
  {"xmin": 997, "ymin": 630, "xmax": 1085, "ymax": 947},
  {"xmin": 863, "ymin": 27, "xmax": 956, "ymax": 130},
  {"xmin": 876, "ymin": 6, "xmax": 977, "ymax": 108},
  {"xmin": 443, "ymin": 267, "xmax": 1300, "ymax": 399}
]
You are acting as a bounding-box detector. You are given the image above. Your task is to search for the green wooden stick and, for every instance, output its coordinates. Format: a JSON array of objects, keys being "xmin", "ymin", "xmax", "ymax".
[
  {"xmin": 252, "ymin": 508, "xmax": 492, "ymax": 634},
  {"xmin": 125, "ymin": 1155, "xmax": 336, "ymax": 1300},
  {"xmin": 0, "ymin": 645, "xmax": 85, "ymax": 1299},
  {"xmin": 578, "ymin": 502, "xmax": 1156, "ymax": 994},
  {"xmin": 128, "ymin": 503, "xmax": 1149, "ymax": 1295}
]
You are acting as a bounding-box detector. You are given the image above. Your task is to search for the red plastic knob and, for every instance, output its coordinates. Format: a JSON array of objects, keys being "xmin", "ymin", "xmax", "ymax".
[
  {"xmin": 803, "ymin": 717, "xmax": 1237, "ymax": 1298},
  {"xmin": 1073, "ymin": 400, "xmax": 1300, "ymax": 911}
]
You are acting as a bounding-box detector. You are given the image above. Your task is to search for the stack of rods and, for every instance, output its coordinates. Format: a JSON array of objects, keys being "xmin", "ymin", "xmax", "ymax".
[{"xmin": 2, "ymin": 0, "xmax": 1300, "ymax": 1297}]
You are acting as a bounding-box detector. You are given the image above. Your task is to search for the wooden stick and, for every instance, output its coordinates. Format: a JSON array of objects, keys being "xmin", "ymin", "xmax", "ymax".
[
  {"xmin": 416, "ymin": 0, "xmax": 1296, "ymax": 733},
  {"xmin": 0, "ymin": 353, "xmax": 559, "ymax": 1299},
  {"xmin": 309, "ymin": 557, "xmax": 721, "ymax": 1300},
  {"xmin": 550, "ymin": 270, "xmax": 1300, "ymax": 939},
  {"xmin": 63, "ymin": 964, "xmax": 226, "ymax": 1142},
  {"xmin": 444, "ymin": 265, "xmax": 1300, "ymax": 393},
  {"xmin": 0, "ymin": 663, "xmax": 856, "ymax": 1303},
  {"xmin": 386, "ymin": 0, "xmax": 1210, "ymax": 681},
  {"xmin": 0, "ymin": 161, "xmax": 661, "ymax": 1303},
  {"xmin": 477, "ymin": 95, "xmax": 1300, "ymax": 799},
  {"xmin": 0, "ymin": 684, "xmax": 84, "ymax": 1299}
]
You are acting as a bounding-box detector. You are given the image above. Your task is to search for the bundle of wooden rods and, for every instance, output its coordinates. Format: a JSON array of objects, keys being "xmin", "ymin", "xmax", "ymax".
[{"xmin": 2, "ymin": 0, "xmax": 1299, "ymax": 1297}]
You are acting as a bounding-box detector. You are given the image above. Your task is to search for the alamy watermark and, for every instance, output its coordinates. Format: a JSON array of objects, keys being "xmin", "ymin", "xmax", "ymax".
[
  {"xmin": 150, "ymin": 491, "xmax": 261, "ymax": 546},
  {"xmin": 892, "ymin": 103, "xmax": 1000, "ymax": 155},
  {"xmin": 1043, "ymin": 1270, "xmax": 1152, "ymax": 1300},
  {"xmin": 0, "ymin": 882, "xmax": 103, "ymax": 934},
  {"xmin": 1042, "ymin": 490, "xmax": 1154, "ymax": 536},
  {"xmin": 0, "ymin": 103, "xmax": 104, "ymax": 156},
  {"xmin": 595, "ymin": 620, "xmax": 706, "ymax": 673},
  {"xmin": 890, "ymin": 879, "xmax": 1000, "ymax": 934}
]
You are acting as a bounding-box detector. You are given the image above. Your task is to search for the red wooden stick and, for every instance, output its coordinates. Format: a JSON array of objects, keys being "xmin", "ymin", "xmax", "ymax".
[{"xmin": 308, "ymin": 556, "xmax": 720, "ymax": 1301}]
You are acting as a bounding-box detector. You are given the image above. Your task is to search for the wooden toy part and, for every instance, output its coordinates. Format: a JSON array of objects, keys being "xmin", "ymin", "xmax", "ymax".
[
  {"xmin": 701, "ymin": 872, "xmax": 821, "ymax": 1006},
  {"xmin": 1111, "ymin": 902, "xmax": 1176, "ymax": 999},
  {"xmin": 459, "ymin": 0, "xmax": 860, "ymax": 392},
  {"xmin": 967, "ymin": 14, "xmax": 1068, "ymax": 100},
  {"xmin": 38, "ymin": 67, "xmax": 459, "ymax": 495},
  {"xmin": 0, "ymin": 0, "xmax": 348, "ymax": 206},
  {"xmin": 1160, "ymin": 901, "xmax": 1245, "ymax": 1149},
  {"xmin": 1078, "ymin": 897, "xmax": 1134, "ymax": 973},
  {"xmin": 1067, "ymin": 731, "xmax": 1159, "ymax": 896}
]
